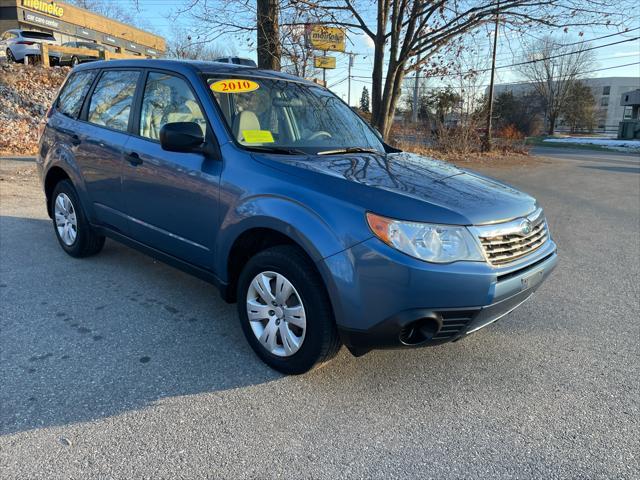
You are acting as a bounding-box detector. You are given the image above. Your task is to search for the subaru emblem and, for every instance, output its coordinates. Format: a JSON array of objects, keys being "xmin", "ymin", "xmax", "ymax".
[{"xmin": 520, "ymin": 220, "xmax": 532, "ymax": 235}]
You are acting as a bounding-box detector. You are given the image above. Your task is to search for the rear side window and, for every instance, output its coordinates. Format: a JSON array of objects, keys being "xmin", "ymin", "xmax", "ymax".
[
  {"xmin": 57, "ymin": 70, "xmax": 97, "ymax": 118},
  {"xmin": 88, "ymin": 70, "xmax": 140, "ymax": 132}
]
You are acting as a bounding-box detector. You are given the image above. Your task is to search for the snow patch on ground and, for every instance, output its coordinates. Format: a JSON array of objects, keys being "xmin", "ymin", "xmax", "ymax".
[{"xmin": 543, "ymin": 137, "xmax": 640, "ymax": 152}]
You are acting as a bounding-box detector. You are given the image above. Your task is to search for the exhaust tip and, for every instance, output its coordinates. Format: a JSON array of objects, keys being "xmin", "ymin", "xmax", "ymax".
[{"xmin": 399, "ymin": 317, "xmax": 441, "ymax": 345}]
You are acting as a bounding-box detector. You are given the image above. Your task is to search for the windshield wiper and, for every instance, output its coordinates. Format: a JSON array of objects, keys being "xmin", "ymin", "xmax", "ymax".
[
  {"xmin": 244, "ymin": 145, "xmax": 308, "ymax": 155},
  {"xmin": 317, "ymin": 147, "xmax": 383, "ymax": 155}
]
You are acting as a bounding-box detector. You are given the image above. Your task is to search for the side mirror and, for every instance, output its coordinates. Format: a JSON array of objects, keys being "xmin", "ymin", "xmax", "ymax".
[{"xmin": 160, "ymin": 122, "xmax": 204, "ymax": 153}]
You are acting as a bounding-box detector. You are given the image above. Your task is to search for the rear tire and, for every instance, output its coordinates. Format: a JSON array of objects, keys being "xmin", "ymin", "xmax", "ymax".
[
  {"xmin": 51, "ymin": 180, "xmax": 105, "ymax": 258},
  {"xmin": 71, "ymin": 56, "xmax": 79, "ymax": 67},
  {"xmin": 237, "ymin": 245, "xmax": 341, "ymax": 374}
]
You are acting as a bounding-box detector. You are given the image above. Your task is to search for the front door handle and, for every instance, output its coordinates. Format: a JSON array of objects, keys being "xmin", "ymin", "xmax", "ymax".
[{"xmin": 126, "ymin": 151, "xmax": 143, "ymax": 166}]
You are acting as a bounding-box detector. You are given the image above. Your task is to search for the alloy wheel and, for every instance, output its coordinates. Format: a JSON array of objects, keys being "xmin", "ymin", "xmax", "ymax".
[
  {"xmin": 54, "ymin": 193, "xmax": 78, "ymax": 246},
  {"xmin": 246, "ymin": 271, "xmax": 306, "ymax": 357}
]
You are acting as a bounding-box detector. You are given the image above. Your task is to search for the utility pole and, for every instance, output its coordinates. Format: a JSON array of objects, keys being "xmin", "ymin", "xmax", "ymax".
[
  {"xmin": 412, "ymin": 53, "xmax": 421, "ymax": 123},
  {"xmin": 322, "ymin": 50, "xmax": 327, "ymax": 85},
  {"xmin": 482, "ymin": 1, "xmax": 500, "ymax": 152},
  {"xmin": 347, "ymin": 52, "xmax": 355, "ymax": 106}
]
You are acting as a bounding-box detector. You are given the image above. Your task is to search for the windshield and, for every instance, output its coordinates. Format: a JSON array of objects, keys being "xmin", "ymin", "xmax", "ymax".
[{"xmin": 207, "ymin": 76, "xmax": 384, "ymax": 154}]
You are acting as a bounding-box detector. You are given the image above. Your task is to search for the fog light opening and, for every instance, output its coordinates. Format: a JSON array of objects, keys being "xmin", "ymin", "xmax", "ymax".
[{"xmin": 399, "ymin": 317, "xmax": 441, "ymax": 345}]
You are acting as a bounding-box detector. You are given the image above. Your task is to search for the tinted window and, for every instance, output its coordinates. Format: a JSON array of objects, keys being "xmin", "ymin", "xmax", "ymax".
[
  {"xmin": 88, "ymin": 70, "xmax": 139, "ymax": 132},
  {"xmin": 57, "ymin": 70, "xmax": 97, "ymax": 118},
  {"xmin": 139, "ymin": 72, "xmax": 205, "ymax": 140},
  {"xmin": 22, "ymin": 31, "xmax": 56, "ymax": 40}
]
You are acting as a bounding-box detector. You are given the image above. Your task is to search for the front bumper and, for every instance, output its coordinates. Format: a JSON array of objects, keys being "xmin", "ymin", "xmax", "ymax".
[{"xmin": 319, "ymin": 236, "xmax": 557, "ymax": 356}]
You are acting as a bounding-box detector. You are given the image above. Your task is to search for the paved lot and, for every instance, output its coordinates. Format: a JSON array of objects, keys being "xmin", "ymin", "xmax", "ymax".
[{"xmin": 1, "ymin": 149, "xmax": 638, "ymax": 479}]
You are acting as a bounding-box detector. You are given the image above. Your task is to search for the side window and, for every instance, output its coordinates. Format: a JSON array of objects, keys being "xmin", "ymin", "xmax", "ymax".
[
  {"xmin": 88, "ymin": 70, "xmax": 140, "ymax": 132},
  {"xmin": 57, "ymin": 70, "xmax": 97, "ymax": 118},
  {"xmin": 139, "ymin": 72, "xmax": 206, "ymax": 140}
]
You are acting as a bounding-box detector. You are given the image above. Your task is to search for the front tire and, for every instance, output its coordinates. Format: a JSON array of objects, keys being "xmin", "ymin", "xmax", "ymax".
[
  {"xmin": 237, "ymin": 245, "xmax": 340, "ymax": 374},
  {"xmin": 51, "ymin": 180, "xmax": 105, "ymax": 257},
  {"xmin": 71, "ymin": 56, "xmax": 79, "ymax": 67},
  {"xmin": 6, "ymin": 48, "xmax": 16, "ymax": 63}
]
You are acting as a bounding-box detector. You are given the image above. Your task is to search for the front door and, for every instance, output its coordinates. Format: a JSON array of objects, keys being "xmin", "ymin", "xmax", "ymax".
[{"xmin": 121, "ymin": 71, "xmax": 221, "ymax": 269}]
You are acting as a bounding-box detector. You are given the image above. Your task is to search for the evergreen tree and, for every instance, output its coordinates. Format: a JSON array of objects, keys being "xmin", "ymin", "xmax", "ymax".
[{"xmin": 359, "ymin": 86, "xmax": 370, "ymax": 113}]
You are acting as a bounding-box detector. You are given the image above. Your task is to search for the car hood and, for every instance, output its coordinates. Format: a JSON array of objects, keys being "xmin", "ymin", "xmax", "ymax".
[{"xmin": 256, "ymin": 151, "xmax": 537, "ymax": 225}]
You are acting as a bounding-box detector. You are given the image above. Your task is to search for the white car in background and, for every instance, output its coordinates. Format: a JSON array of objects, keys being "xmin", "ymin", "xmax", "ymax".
[{"xmin": 0, "ymin": 29, "xmax": 56, "ymax": 63}]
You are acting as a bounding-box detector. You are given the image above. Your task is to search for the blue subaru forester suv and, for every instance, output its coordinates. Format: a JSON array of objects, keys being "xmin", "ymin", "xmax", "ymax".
[{"xmin": 37, "ymin": 60, "xmax": 557, "ymax": 374}]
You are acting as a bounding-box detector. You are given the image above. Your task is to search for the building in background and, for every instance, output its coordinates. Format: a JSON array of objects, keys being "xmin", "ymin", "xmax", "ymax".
[
  {"xmin": 0, "ymin": 0, "xmax": 165, "ymax": 57},
  {"xmin": 493, "ymin": 77, "xmax": 640, "ymax": 134},
  {"xmin": 618, "ymin": 89, "xmax": 640, "ymax": 140}
]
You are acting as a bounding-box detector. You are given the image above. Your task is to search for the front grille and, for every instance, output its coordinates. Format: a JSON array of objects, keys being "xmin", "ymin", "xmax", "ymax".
[{"xmin": 476, "ymin": 209, "xmax": 549, "ymax": 266}]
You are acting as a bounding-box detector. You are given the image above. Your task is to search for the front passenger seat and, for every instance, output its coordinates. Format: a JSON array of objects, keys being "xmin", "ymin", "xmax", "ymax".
[{"xmin": 232, "ymin": 111, "xmax": 261, "ymax": 143}]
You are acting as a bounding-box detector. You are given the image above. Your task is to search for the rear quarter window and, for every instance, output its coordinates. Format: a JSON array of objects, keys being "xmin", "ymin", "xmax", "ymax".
[{"xmin": 57, "ymin": 70, "xmax": 97, "ymax": 118}]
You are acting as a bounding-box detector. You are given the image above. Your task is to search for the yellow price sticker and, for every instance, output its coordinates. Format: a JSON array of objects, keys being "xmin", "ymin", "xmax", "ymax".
[
  {"xmin": 210, "ymin": 79, "xmax": 260, "ymax": 94},
  {"xmin": 242, "ymin": 130, "xmax": 275, "ymax": 143}
]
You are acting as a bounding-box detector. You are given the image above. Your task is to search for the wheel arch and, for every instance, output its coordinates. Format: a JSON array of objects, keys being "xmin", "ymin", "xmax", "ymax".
[
  {"xmin": 219, "ymin": 199, "xmax": 349, "ymax": 304},
  {"xmin": 44, "ymin": 166, "xmax": 72, "ymax": 218}
]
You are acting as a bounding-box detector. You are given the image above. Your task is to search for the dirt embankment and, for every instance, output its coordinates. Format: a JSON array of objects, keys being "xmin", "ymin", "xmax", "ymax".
[{"xmin": 0, "ymin": 63, "xmax": 69, "ymax": 156}]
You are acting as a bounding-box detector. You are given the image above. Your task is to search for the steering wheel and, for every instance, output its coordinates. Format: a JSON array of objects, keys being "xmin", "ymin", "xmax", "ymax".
[{"xmin": 307, "ymin": 131, "xmax": 333, "ymax": 141}]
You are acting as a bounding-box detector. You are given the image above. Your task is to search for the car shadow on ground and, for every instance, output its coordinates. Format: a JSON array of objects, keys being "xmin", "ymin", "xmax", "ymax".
[
  {"xmin": 0, "ymin": 214, "xmax": 556, "ymax": 438},
  {"xmin": 0, "ymin": 215, "xmax": 285, "ymax": 435}
]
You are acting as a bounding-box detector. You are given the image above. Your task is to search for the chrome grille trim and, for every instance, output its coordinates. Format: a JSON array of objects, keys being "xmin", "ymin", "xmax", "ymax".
[{"xmin": 471, "ymin": 208, "xmax": 549, "ymax": 266}]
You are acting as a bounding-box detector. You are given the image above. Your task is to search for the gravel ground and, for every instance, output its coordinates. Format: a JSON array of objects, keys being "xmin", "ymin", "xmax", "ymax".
[{"xmin": 0, "ymin": 151, "xmax": 638, "ymax": 479}]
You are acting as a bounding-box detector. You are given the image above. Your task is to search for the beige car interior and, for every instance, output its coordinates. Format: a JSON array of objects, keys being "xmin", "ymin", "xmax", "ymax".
[
  {"xmin": 232, "ymin": 110, "xmax": 261, "ymax": 143},
  {"xmin": 140, "ymin": 82, "xmax": 206, "ymax": 140}
]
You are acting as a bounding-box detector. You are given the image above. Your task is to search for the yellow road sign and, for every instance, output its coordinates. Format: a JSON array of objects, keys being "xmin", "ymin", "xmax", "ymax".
[
  {"xmin": 306, "ymin": 25, "xmax": 346, "ymax": 52},
  {"xmin": 314, "ymin": 55, "xmax": 336, "ymax": 69}
]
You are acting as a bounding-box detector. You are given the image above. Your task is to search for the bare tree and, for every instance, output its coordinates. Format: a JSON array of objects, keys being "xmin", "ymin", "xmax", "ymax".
[
  {"xmin": 178, "ymin": 1, "xmax": 313, "ymax": 72},
  {"xmin": 291, "ymin": 0, "xmax": 627, "ymax": 139},
  {"xmin": 165, "ymin": 27, "xmax": 228, "ymax": 61},
  {"xmin": 177, "ymin": 0, "xmax": 628, "ymax": 139},
  {"xmin": 256, "ymin": 0, "xmax": 281, "ymax": 69},
  {"xmin": 280, "ymin": 22, "xmax": 317, "ymax": 77},
  {"xmin": 517, "ymin": 36, "xmax": 595, "ymax": 135}
]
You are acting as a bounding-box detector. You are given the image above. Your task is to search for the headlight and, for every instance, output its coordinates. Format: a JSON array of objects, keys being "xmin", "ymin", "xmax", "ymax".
[{"xmin": 366, "ymin": 212, "xmax": 484, "ymax": 263}]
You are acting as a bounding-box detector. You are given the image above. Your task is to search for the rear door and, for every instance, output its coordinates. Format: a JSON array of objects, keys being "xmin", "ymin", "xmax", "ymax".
[
  {"xmin": 74, "ymin": 68, "xmax": 142, "ymax": 232},
  {"xmin": 120, "ymin": 70, "xmax": 221, "ymax": 268}
]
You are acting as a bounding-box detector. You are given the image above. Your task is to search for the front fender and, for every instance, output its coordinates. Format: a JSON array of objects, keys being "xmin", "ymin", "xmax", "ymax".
[{"xmin": 215, "ymin": 194, "xmax": 361, "ymax": 282}]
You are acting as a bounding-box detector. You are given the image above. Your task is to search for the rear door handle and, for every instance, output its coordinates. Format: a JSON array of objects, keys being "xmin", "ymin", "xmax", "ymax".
[
  {"xmin": 126, "ymin": 151, "xmax": 143, "ymax": 166},
  {"xmin": 70, "ymin": 134, "xmax": 81, "ymax": 146}
]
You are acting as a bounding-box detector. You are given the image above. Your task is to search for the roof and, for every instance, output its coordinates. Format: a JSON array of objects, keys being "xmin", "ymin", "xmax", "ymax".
[{"xmin": 73, "ymin": 59, "xmax": 316, "ymax": 86}]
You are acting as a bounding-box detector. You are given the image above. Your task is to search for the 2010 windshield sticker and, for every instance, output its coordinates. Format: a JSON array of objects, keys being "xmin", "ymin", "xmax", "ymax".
[
  {"xmin": 210, "ymin": 79, "xmax": 260, "ymax": 93},
  {"xmin": 242, "ymin": 130, "xmax": 275, "ymax": 143}
]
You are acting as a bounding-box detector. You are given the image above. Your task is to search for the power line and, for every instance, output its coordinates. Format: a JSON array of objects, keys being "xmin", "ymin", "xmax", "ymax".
[
  {"xmin": 342, "ymin": 62, "xmax": 640, "ymax": 90},
  {"xmin": 349, "ymin": 37, "xmax": 639, "ymax": 81}
]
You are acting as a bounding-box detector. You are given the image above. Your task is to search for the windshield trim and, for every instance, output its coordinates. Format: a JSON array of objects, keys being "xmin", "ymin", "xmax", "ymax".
[{"xmin": 201, "ymin": 73, "xmax": 387, "ymax": 156}]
